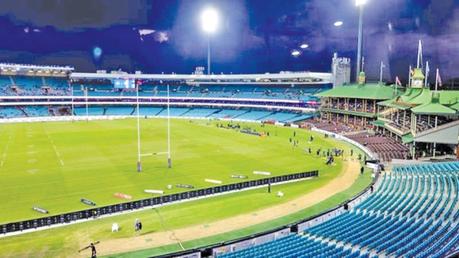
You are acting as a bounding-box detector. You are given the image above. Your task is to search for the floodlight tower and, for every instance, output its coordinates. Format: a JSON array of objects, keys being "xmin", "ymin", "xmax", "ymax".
[
  {"xmin": 355, "ymin": 0, "xmax": 367, "ymax": 80},
  {"xmin": 200, "ymin": 7, "xmax": 220, "ymax": 75}
]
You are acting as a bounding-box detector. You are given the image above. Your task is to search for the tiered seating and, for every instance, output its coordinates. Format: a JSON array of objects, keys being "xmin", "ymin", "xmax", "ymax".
[
  {"xmin": 208, "ymin": 109, "xmax": 246, "ymax": 119},
  {"xmin": 347, "ymin": 132, "xmax": 409, "ymax": 161},
  {"xmin": 105, "ymin": 106, "xmax": 135, "ymax": 116},
  {"xmin": 23, "ymin": 106, "xmax": 49, "ymax": 117},
  {"xmin": 262, "ymin": 112, "xmax": 300, "ymax": 122},
  {"xmin": 219, "ymin": 234, "xmax": 361, "ymax": 258},
  {"xmin": 0, "ymin": 76, "xmax": 69, "ymax": 96},
  {"xmin": 0, "ymin": 105, "xmax": 314, "ymax": 123},
  {"xmin": 73, "ymin": 107, "xmax": 104, "ymax": 116},
  {"xmin": 73, "ymin": 83, "xmax": 328, "ymax": 100},
  {"xmin": 156, "ymin": 107, "xmax": 190, "ymax": 117},
  {"xmin": 235, "ymin": 110, "xmax": 273, "ymax": 121},
  {"xmin": 180, "ymin": 108, "xmax": 218, "ymax": 118},
  {"xmin": 0, "ymin": 107, "xmax": 24, "ymax": 118},
  {"xmin": 219, "ymin": 162, "xmax": 459, "ymax": 258},
  {"xmin": 308, "ymin": 120, "xmax": 355, "ymax": 133}
]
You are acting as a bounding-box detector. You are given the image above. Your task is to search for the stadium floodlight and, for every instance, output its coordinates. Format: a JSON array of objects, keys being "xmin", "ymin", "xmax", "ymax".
[
  {"xmin": 200, "ymin": 7, "xmax": 220, "ymax": 75},
  {"xmin": 291, "ymin": 49, "xmax": 301, "ymax": 57},
  {"xmin": 200, "ymin": 7, "xmax": 219, "ymax": 34},
  {"xmin": 355, "ymin": 0, "xmax": 367, "ymax": 6},
  {"xmin": 334, "ymin": 21, "xmax": 343, "ymax": 27},
  {"xmin": 355, "ymin": 0, "xmax": 367, "ymax": 81},
  {"xmin": 300, "ymin": 43, "xmax": 309, "ymax": 49}
]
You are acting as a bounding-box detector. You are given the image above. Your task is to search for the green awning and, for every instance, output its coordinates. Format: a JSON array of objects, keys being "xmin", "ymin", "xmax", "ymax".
[
  {"xmin": 449, "ymin": 102, "xmax": 459, "ymax": 111},
  {"xmin": 411, "ymin": 102, "xmax": 457, "ymax": 115},
  {"xmin": 402, "ymin": 133, "xmax": 414, "ymax": 144},
  {"xmin": 371, "ymin": 120, "xmax": 385, "ymax": 127}
]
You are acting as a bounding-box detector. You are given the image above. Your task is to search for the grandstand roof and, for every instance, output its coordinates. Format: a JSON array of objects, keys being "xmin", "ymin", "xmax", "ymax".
[
  {"xmin": 411, "ymin": 102, "xmax": 456, "ymax": 115},
  {"xmin": 71, "ymin": 71, "xmax": 332, "ymax": 85},
  {"xmin": 315, "ymin": 83, "xmax": 399, "ymax": 100},
  {"xmin": 379, "ymin": 88, "xmax": 459, "ymax": 115}
]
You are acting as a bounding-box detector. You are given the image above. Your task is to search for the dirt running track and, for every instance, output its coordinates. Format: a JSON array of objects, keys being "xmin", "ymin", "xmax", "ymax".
[{"xmin": 86, "ymin": 159, "xmax": 361, "ymax": 257}]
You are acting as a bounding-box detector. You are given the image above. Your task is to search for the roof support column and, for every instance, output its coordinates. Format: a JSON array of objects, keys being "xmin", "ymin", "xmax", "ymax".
[{"xmin": 403, "ymin": 110, "xmax": 406, "ymax": 129}]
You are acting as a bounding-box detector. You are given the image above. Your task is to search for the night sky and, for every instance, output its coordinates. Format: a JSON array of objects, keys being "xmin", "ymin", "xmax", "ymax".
[{"xmin": 0, "ymin": 0, "xmax": 457, "ymax": 82}]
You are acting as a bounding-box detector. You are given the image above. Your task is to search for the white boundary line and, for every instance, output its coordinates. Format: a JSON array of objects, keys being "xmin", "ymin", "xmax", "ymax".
[{"xmin": 0, "ymin": 134, "xmax": 12, "ymax": 168}]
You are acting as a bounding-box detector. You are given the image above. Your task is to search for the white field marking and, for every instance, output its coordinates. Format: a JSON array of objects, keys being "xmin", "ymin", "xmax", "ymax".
[
  {"xmin": 0, "ymin": 134, "xmax": 12, "ymax": 168},
  {"xmin": 27, "ymin": 168, "xmax": 39, "ymax": 174},
  {"xmin": 44, "ymin": 129, "xmax": 65, "ymax": 167}
]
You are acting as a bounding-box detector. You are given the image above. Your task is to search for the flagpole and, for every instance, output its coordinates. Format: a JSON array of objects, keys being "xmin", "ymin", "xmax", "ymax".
[
  {"xmin": 136, "ymin": 81, "xmax": 142, "ymax": 172},
  {"xmin": 408, "ymin": 65, "xmax": 412, "ymax": 87},
  {"xmin": 167, "ymin": 84, "xmax": 172, "ymax": 168},
  {"xmin": 417, "ymin": 40, "xmax": 422, "ymax": 69},
  {"xmin": 379, "ymin": 61, "xmax": 384, "ymax": 85},
  {"xmin": 435, "ymin": 68, "xmax": 439, "ymax": 92},
  {"xmin": 425, "ymin": 61, "xmax": 429, "ymax": 88},
  {"xmin": 433, "ymin": 68, "xmax": 440, "ymax": 157}
]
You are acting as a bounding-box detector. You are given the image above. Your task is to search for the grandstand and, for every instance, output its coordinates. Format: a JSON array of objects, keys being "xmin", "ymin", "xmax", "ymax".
[
  {"xmin": 0, "ymin": 0, "xmax": 458, "ymax": 256},
  {"xmin": 217, "ymin": 162, "xmax": 459, "ymax": 258},
  {"xmin": 314, "ymin": 69, "xmax": 459, "ymax": 162},
  {"xmin": 0, "ymin": 67, "xmax": 331, "ymax": 124},
  {"xmin": 0, "ymin": 51, "xmax": 458, "ymax": 258}
]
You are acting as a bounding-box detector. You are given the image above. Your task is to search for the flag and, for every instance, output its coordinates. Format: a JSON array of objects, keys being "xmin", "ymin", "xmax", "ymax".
[
  {"xmin": 425, "ymin": 61, "xmax": 430, "ymax": 76},
  {"xmin": 425, "ymin": 61, "xmax": 430, "ymax": 87},
  {"xmin": 436, "ymin": 69, "xmax": 442, "ymax": 88},
  {"xmin": 395, "ymin": 76, "xmax": 402, "ymax": 86},
  {"xmin": 417, "ymin": 40, "xmax": 423, "ymax": 69}
]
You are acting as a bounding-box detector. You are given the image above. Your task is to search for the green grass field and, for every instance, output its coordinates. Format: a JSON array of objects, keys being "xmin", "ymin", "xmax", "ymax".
[
  {"xmin": 0, "ymin": 118, "xmax": 368, "ymax": 257},
  {"xmin": 0, "ymin": 118, "xmax": 345, "ymax": 224}
]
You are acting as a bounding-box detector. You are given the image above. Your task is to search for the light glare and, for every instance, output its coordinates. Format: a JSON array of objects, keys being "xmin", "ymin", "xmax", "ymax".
[
  {"xmin": 201, "ymin": 7, "xmax": 220, "ymax": 34},
  {"xmin": 291, "ymin": 50, "xmax": 301, "ymax": 57},
  {"xmin": 334, "ymin": 21, "xmax": 343, "ymax": 27},
  {"xmin": 300, "ymin": 44, "xmax": 309, "ymax": 49},
  {"xmin": 355, "ymin": 0, "xmax": 367, "ymax": 6}
]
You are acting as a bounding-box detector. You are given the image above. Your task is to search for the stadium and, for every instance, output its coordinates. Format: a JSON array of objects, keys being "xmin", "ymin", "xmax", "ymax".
[{"xmin": 0, "ymin": 1, "xmax": 458, "ymax": 258}]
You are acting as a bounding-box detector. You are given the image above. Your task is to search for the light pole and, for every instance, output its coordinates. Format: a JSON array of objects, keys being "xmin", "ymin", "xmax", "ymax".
[
  {"xmin": 200, "ymin": 7, "xmax": 219, "ymax": 75},
  {"xmin": 355, "ymin": 0, "xmax": 367, "ymax": 80}
]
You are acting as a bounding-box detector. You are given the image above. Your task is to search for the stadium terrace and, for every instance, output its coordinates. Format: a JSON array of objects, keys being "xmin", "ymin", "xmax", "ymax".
[{"xmin": 0, "ymin": 3, "xmax": 459, "ymax": 258}]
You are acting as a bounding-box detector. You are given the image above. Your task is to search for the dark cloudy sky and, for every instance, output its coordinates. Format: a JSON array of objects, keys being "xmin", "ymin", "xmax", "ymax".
[{"xmin": 0, "ymin": 0, "xmax": 457, "ymax": 82}]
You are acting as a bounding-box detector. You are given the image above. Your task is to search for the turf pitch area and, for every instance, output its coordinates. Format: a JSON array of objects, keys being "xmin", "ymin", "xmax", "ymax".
[{"xmin": 0, "ymin": 118, "xmax": 343, "ymax": 224}]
